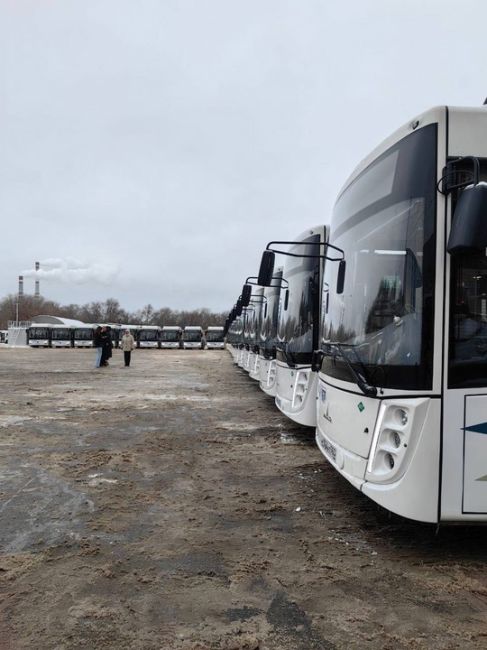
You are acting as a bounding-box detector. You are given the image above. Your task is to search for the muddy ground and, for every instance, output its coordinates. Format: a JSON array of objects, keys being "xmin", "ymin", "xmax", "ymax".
[{"xmin": 1, "ymin": 348, "xmax": 487, "ymax": 649}]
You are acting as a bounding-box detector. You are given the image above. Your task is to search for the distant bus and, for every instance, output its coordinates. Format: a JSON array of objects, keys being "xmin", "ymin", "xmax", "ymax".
[
  {"xmin": 205, "ymin": 326, "xmax": 225, "ymax": 349},
  {"xmin": 137, "ymin": 326, "xmax": 161, "ymax": 348},
  {"xmin": 28, "ymin": 326, "xmax": 50, "ymax": 348},
  {"xmin": 182, "ymin": 326, "xmax": 204, "ymax": 349},
  {"xmin": 160, "ymin": 326, "xmax": 182, "ymax": 349},
  {"xmin": 50, "ymin": 325, "xmax": 73, "ymax": 348},
  {"xmin": 73, "ymin": 326, "xmax": 95, "ymax": 348}
]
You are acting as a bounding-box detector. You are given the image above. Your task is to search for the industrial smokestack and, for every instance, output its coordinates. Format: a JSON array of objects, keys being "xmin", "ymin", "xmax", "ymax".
[
  {"xmin": 35, "ymin": 261, "xmax": 40, "ymax": 297},
  {"xmin": 18, "ymin": 275, "xmax": 24, "ymax": 297}
]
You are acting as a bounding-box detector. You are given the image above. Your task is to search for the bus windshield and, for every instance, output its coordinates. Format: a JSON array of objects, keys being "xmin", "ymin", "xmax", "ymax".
[
  {"xmin": 259, "ymin": 273, "xmax": 282, "ymax": 355},
  {"xmin": 184, "ymin": 331, "xmax": 202, "ymax": 341},
  {"xmin": 277, "ymin": 235, "xmax": 321, "ymax": 364},
  {"xmin": 161, "ymin": 330, "xmax": 180, "ymax": 342},
  {"xmin": 206, "ymin": 331, "xmax": 224, "ymax": 342},
  {"xmin": 322, "ymin": 124, "xmax": 437, "ymax": 391},
  {"xmin": 30, "ymin": 327, "xmax": 49, "ymax": 338},
  {"xmin": 74, "ymin": 328, "xmax": 93, "ymax": 340},
  {"xmin": 51, "ymin": 328, "xmax": 71, "ymax": 339},
  {"xmin": 139, "ymin": 329, "xmax": 158, "ymax": 341}
]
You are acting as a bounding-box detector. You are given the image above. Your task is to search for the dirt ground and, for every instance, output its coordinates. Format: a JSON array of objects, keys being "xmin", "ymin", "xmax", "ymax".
[{"xmin": 1, "ymin": 348, "xmax": 487, "ymax": 650}]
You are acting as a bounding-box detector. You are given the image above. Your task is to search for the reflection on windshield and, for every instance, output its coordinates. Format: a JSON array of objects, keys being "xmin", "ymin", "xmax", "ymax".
[
  {"xmin": 227, "ymin": 317, "xmax": 243, "ymax": 345},
  {"xmin": 139, "ymin": 330, "xmax": 158, "ymax": 341},
  {"xmin": 184, "ymin": 331, "xmax": 202, "ymax": 341},
  {"xmin": 74, "ymin": 329, "xmax": 93, "ymax": 340},
  {"xmin": 259, "ymin": 273, "xmax": 282, "ymax": 353},
  {"xmin": 30, "ymin": 328, "xmax": 49, "ymax": 338},
  {"xmin": 51, "ymin": 329, "xmax": 71, "ymax": 339},
  {"xmin": 277, "ymin": 235, "xmax": 321, "ymax": 361},
  {"xmin": 206, "ymin": 332, "xmax": 224, "ymax": 342},
  {"xmin": 322, "ymin": 124, "xmax": 437, "ymax": 391},
  {"xmin": 161, "ymin": 331, "xmax": 180, "ymax": 341}
]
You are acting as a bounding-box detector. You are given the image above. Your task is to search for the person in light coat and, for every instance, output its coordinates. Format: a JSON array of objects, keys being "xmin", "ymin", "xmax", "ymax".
[{"xmin": 120, "ymin": 329, "xmax": 135, "ymax": 367}]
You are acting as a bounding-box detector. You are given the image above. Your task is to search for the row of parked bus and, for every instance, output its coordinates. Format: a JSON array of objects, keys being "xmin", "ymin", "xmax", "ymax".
[
  {"xmin": 27, "ymin": 325, "xmax": 225, "ymax": 350},
  {"xmin": 223, "ymin": 103, "xmax": 487, "ymax": 524}
]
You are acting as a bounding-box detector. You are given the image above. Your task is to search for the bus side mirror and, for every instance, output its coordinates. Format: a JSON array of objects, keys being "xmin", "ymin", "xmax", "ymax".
[
  {"xmin": 336, "ymin": 260, "xmax": 346, "ymax": 294},
  {"xmin": 448, "ymin": 183, "xmax": 487, "ymax": 254},
  {"xmin": 258, "ymin": 251, "xmax": 275, "ymax": 286},
  {"xmin": 284, "ymin": 289, "xmax": 289, "ymax": 311},
  {"xmin": 241, "ymin": 284, "xmax": 252, "ymax": 307}
]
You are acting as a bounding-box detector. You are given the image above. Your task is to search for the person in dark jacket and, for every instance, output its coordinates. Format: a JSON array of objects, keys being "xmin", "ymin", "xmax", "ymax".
[
  {"xmin": 94, "ymin": 326, "xmax": 103, "ymax": 368},
  {"xmin": 100, "ymin": 326, "xmax": 113, "ymax": 367}
]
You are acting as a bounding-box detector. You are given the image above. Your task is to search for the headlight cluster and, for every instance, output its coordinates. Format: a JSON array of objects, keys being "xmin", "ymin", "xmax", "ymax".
[
  {"xmin": 366, "ymin": 405, "xmax": 412, "ymax": 483},
  {"xmin": 292, "ymin": 370, "xmax": 310, "ymax": 408}
]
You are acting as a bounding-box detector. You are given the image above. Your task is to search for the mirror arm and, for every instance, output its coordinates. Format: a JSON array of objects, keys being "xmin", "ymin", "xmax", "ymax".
[
  {"xmin": 311, "ymin": 349, "xmax": 326, "ymax": 372},
  {"xmin": 246, "ymin": 274, "xmax": 289, "ymax": 289},
  {"xmin": 265, "ymin": 240, "xmax": 345, "ymax": 263}
]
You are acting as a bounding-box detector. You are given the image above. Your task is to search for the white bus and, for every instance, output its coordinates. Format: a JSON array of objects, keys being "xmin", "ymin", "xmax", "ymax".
[
  {"xmin": 315, "ymin": 104, "xmax": 487, "ymax": 523},
  {"xmin": 226, "ymin": 313, "xmax": 243, "ymax": 362},
  {"xmin": 50, "ymin": 325, "xmax": 73, "ymax": 348},
  {"xmin": 257, "ymin": 227, "xmax": 332, "ymax": 427},
  {"xmin": 27, "ymin": 325, "xmax": 50, "ymax": 348},
  {"xmin": 137, "ymin": 326, "xmax": 161, "ymax": 348},
  {"xmin": 246, "ymin": 287, "xmax": 265, "ymax": 380},
  {"xmin": 182, "ymin": 326, "xmax": 204, "ymax": 349},
  {"xmin": 258, "ymin": 268, "xmax": 284, "ymax": 396},
  {"xmin": 73, "ymin": 326, "xmax": 95, "ymax": 348},
  {"xmin": 205, "ymin": 326, "xmax": 226, "ymax": 349},
  {"xmin": 160, "ymin": 326, "xmax": 182, "ymax": 349}
]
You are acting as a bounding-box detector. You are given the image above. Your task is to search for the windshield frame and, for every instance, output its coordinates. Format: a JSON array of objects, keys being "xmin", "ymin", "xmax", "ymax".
[
  {"xmin": 276, "ymin": 233, "xmax": 323, "ymax": 365},
  {"xmin": 321, "ymin": 123, "xmax": 438, "ymax": 391}
]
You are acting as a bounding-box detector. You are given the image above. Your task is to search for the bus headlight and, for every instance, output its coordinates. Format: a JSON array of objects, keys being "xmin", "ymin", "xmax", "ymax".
[
  {"xmin": 397, "ymin": 408, "xmax": 408, "ymax": 426},
  {"xmin": 365, "ymin": 400, "xmax": 428, "ymax": 484},
  {"xmin": 292, "ymin": 370, "xmax": 309, "ymax": 408}
]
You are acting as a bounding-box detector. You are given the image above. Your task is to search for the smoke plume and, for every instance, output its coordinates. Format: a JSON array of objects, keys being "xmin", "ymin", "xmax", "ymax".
[{"xmin": 22, "ymin": 258, "xmax": 118, "ymax": 285}]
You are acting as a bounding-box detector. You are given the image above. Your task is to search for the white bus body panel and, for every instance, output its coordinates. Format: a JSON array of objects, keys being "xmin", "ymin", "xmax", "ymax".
[
  {"xmin": 29, "ymin": 339, "xmax": 49, "ymax": 347},
  {"xmin": 275, "ymin": 361, "xmax": 318, "ymax": 427},
  {"xmin": 244, "ymin": 351, "xmax": 255, "ymax": 374},
  {"xmin": 316, "ymin": 380, "xmax": 441, "ymax": 522},
  {"xmin": 237, "ymin": 348, "xmax": 245, "ymax": 367},
  {"xmin": 74, "ymin": 340, "xmax": 93, "ymax": 348},
  {"xmin": 139, "ymin": 341, "xmax": 159, "ymax": 348},
  {"xmin": 249, "ymin": 353, "xmax": 260, "ymax": 380},
  {"xmin": 183, "ymin": 342, "xmax": 202, "ymax": 349},
  {"xmin": 244, "ymin": 350, "xmax": 258, "ymax": 375},
  {"xmin": 161, "ymin": 342, "xmax": 180, "ymax": 349},
  {"xmin": 259, "ymin": 357, "xmax": 278, "ymax": 396},
  {"xmin": 51, "ymin": 341, "xmax": 71, "ymax": 348},
  {"xmin": 206, "ymin": 342, "xmax": 225, "ymax": 349},
  {"xmin": 228, "ymin": 346, "xmax": 238, "ymax": 361}
]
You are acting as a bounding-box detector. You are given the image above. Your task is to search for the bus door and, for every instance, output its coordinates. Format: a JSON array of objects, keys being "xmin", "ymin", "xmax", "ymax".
[{"xmin": 444, "ymin": 248, "xmax": 487, "ymax": 518}]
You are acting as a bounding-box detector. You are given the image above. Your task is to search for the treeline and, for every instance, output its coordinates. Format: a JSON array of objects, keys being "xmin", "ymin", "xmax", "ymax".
[{"xmin": 0, "ymin": 294, "xmax": 227, "ymax": 329}]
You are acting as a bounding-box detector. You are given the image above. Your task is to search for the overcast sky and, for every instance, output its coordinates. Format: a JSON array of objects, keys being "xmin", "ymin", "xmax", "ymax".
[{"xmin": 1, "ymin": 0, "xmax": 486, "ymax": 311}]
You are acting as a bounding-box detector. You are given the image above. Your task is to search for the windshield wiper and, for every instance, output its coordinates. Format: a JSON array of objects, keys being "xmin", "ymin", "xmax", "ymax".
[
  {"xmin": 276, "ymin": 342, "xmax": 297, "ymax": 368},
  {"xmin": 324, "ymin": 343, "xmax": 377, "ymax": 397}
]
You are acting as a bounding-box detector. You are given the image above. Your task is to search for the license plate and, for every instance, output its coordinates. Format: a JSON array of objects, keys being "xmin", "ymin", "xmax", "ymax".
[{"xmin": 321, "ymin": 435, "xmax": 336, "ymax": 462}]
